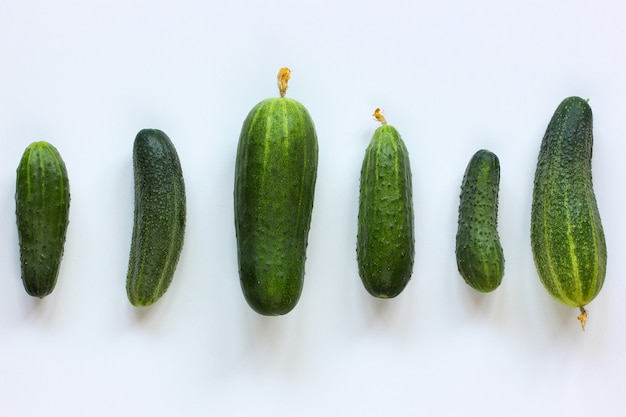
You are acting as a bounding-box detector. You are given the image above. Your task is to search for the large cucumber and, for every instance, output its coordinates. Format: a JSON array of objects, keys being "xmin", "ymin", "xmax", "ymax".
[
  {"xmin": 15, "ymin": 141, "xmax": 70, "ymax": 298},
  {"xmin": 455, "ymin": 149, "xmax": 505, "ymax": 292},
  {"xmin": 234, "ymin": 68, "xmax": 318, "ymax": 315},
  {"xmin": 357, "ymin": 109, "xmax": 414, "ymax": 298},
  {"xmin": 531, "ymin": 96, "xmax": 607, "ymax": 330},
  {"xmin": 126, "ymin": 129, "xmax": 186, "ymax": 306}
]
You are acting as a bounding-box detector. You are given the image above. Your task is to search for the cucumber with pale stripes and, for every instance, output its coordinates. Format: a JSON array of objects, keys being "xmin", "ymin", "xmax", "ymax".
[
  {"xmin": 234, "ymin": 68, "xmax": 318, "ymax": 315},
  {"xmin": 455, "ymin": 149, "xmax": 504, "ymax": 292},
  {"xmin": 357, "ymin": 109, "xmax": 414, "ymax": 298},
  {"xmin": 531, "ymin": 96, "xmax": 607, "ymax": 330},
  {"xmin": 15, "ymin": 141, "xmax": 70, "ymax": 298}
]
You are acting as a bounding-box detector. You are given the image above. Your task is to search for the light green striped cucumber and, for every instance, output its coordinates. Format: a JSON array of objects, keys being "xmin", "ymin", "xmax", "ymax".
[
  {"xmin": 234, "ymin": 68, "xmax": 318, "ymax": 315},
  {"xmin": 126, "ymin": 129, "xmax": 186, "ymax": 306},
  {"xmin": 15, "ymin": 141, "xmax": 70, "ymax": 298},
  {"xmin": 531, "ymin": 96, "xmax": 607, "ymax": 330},
  {"xmin": 455, "ymin": 149, "xmax": 504, "ymax": 292},
  {"xmin": 356, "ymin": 109, "xmax": 414, "ymax": 298}
]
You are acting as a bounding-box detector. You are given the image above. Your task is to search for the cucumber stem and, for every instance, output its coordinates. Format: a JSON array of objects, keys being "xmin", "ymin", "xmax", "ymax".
[
  {"xmin": 373, "ymin": 108, "xmax": 387, "ymax": 125},
  {"xmin": 577, "ymin": 306, "xmax": 588, "ymax": 331},
  {"xmin": 278, "ymin": 67, "xmax": 291, "ymax": 98}
]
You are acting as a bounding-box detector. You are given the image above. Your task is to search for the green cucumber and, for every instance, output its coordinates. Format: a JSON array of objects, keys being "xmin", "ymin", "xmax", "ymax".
[
  {"xmin": 126, "ymin": 129, "xmax": 186, "ymax": 306},
  {"xmin": 15, "ymin": 141, "xmax": 70, "ymax": 298},
  {"xmin": 531, "ymin": 96, "xmax": 607, "ymax": 330},
  {"xmin": 234, "ymin": 68, "xmax": 318, "ymax": 315},
  {"xmin": 356, "ymin": 109, "xmax": 414, "ymax": 298},
  {"xmin": 455, "ymin": 149, "xmax": 504, "ymax": 293}
]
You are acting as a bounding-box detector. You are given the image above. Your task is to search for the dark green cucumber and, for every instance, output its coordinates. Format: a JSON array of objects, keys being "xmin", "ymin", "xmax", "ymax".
[
  {"xmin": 356, "ymin": 109, "xmax": 414, "ymax": 298},
  {"xmin": 15, "ymin": 141, "xmax": 70, "ymax": 298},
  {"xmin": 234, "ymin": 68, "xmax": 318, "ymax": 315},
  {"xmin": 455, "ymin": 149, "xmax": 504, "ymax": 293},
  {"xmin": 531, "ymin": 96, "xmax": 606, "ymax": 329},
  {"xmin": 126, "ymin": 129, "xmax": 186, "ymax": 306}
]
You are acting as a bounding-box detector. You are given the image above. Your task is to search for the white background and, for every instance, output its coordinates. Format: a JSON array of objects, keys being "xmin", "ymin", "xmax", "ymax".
[{"xmin": 1, "ymin": 0, "xmax": 625, "ymax": 416}]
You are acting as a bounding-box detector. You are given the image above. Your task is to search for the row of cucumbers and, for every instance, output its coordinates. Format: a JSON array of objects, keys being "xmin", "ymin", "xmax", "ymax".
[{"xmin": 14, "ymin": 68, "xmax": 606, "ymax": 330}]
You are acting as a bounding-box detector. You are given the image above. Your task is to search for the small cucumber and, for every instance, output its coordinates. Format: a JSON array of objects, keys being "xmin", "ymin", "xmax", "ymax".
[
  {"xmin": 126, "ymin": 129, "xmax": 186, "ymax": 307},
  {"xmin": 531, "ymin": 96, "xmax": 607, "ymax": 330},
  {"xmin": 356, "ymin": 109, "xmax": 414, "ymax": 298},
  {"xmin": 455, "ymin": 149, "xmax": 505, "ymax": 293},
  {"xmin": 234, "ymin": 68, "xmax": 319, "ymax": 315},
  {"xmin": 15, "ymin": 141, "xmax": 70, "ymax": 298}
]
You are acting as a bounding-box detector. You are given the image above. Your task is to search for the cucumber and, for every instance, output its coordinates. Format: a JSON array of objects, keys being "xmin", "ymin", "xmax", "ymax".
[
  {"xmin": 531, "ymin": 96, "xmax": 607, "ymax": 330},
  {"xmin": 126, "ymin": 129, "xmax": 186, "ymax": 307},
  {"xmin": 455, "ymin": 149, "xmax": 504, "ymax": 293},
  {"xmin": 234, "ymin": 67, "xmax": 318, "ymax": 315},
  {"xmin": 356, "ymin": 109, "xmax": 414, "ymax": 298},
  {"xmin": 15, "ymin": 141, "xmax": 70, "ymax": 298}
]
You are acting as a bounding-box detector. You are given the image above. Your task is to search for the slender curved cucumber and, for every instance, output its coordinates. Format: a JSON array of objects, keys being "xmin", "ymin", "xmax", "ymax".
[
  {"xmin": 234, "ymin": 68, "xmax": 318, "ymax": 315},
  {"xmin": 126, "ymin": 129, "xmax": 186, "ymax": 306},
  {"xmin": 357, "ymin": 109, "xmax": 414, "ymax": 298},
  {"xmin": 455, "ymin": 149, "xmax": 504, "ymax": 292},
  {"xmin": 15, "ymin": 141, "xmax": 70, "ymax": 298},
  {"xmin": 530, "ymin": 96, "xmax": 607, "ymax": 329}
]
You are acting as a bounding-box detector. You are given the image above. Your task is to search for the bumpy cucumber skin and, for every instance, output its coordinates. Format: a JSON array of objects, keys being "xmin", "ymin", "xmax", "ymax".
[
  {"xmin": 234, "ymin": 97, "xmax": 318, "ymax": 316},
  {"xmin": 455, "ymin": 149, "xmax": 504, "ymax": 293},
  {"xmin": 15, "ymin": 141, "xmax": 70, "ymax": 298},
  {"xmin": 357, "ymin": 125, "xmax": 414, "ymax": 298},
  {"xmin": 531, "ymin": 96, "xmax": 607, "ymax": 308},
  {"xmin": 126, "ymin": 129, "xmax": 186, "ymax": 307}
]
